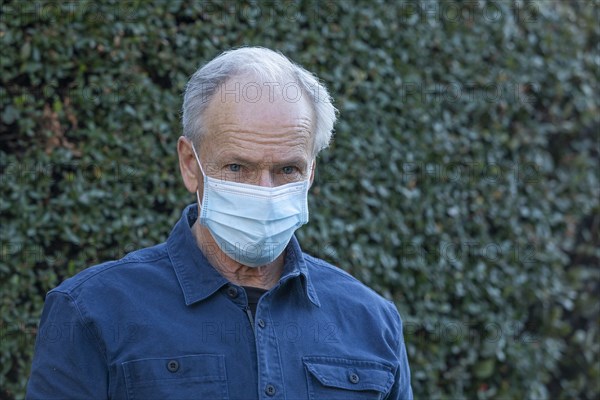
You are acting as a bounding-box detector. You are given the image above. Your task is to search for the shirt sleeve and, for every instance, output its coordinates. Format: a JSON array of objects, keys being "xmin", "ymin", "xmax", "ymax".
[
  {"xmin": 26, "ymin": 291, "xmax": 108, "ymax": 399},
  {"xmin": 385, "ymin": 304, "xmax": 414, "ymax": 400}
]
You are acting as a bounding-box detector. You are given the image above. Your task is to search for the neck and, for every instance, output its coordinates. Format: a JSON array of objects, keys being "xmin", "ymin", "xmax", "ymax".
[{"xmin": 192, "ymin": 221, "xmax": 284, "ymax": 290}]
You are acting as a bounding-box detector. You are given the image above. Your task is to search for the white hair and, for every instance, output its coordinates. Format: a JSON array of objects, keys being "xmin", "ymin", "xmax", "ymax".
[{"xmin": 181, "ymin": 46, "xmax": 337, "ymax": 155}]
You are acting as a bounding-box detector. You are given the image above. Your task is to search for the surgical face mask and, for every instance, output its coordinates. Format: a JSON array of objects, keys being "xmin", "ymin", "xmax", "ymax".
[{"xmin": 191, "ymin": 144, "xmax": 311, "ymax": 267}]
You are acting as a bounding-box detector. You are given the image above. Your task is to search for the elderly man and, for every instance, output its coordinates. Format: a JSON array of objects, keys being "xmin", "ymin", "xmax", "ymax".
[{"xmin": 27, "ymin": 47, "xmax": 413, "ymax": 399}]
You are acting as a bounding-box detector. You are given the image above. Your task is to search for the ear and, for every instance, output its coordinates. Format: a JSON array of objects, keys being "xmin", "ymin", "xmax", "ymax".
[{"xmin": 177, "ymin": 136, "xmax": 201, "ymax": 194}]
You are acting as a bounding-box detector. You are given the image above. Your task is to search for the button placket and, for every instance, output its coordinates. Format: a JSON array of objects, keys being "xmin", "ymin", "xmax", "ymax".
[
  {"xmin": 264, "ymin": 384, "xmax": 276, "ymax": 396},
  {"xmin": 255, "ymin": 296, "xmax": 283, "ymax": 400}
]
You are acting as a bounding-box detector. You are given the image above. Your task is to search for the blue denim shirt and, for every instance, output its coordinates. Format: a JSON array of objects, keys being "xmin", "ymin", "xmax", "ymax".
[{"xmin": 27, "ymin": 205, "xmax": 413, "ymax": 399}]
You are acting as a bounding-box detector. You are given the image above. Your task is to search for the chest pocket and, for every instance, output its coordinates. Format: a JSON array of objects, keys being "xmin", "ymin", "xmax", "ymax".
[
  {"xmin": 303, "ymin": 356, "xmax": 395, "ymax": 400},
  {"xmin": 122, "ymin": 354, "xmax": 228, "ymax": 400}
]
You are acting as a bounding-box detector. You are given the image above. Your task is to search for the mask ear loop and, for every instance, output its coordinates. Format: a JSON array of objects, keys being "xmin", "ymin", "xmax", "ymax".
[{"xmin": 190, "ymin": 143, "xmax": 206, "ymax": 210}]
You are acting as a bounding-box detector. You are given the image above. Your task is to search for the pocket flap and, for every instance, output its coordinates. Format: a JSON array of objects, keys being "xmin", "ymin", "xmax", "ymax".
[
  {"xmin": 303, "ymin": 356, "xmax": 394, "ymax": 393},
  {"xmin": 123, "ymin": 354, "xmax": 226, "ymax": 384}
]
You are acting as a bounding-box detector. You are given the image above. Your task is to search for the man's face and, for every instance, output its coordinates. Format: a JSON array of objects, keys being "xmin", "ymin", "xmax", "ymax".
[{"xmin": 198, "ymin": 74, "xmax": 315, "ymax": 188}]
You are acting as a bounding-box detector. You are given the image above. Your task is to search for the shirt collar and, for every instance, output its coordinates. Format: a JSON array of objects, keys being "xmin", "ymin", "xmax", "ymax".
[
  {"xmin": 280, "ymin": 229, "xmax": 321, "ymax": 307},
  {"xmin": 167, "ymin": 204, "xmax": 320, "ymax": 307}
]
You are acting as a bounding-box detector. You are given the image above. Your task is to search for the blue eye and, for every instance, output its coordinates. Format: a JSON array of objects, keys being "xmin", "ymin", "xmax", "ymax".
[
  {"xmin": 282, "ymin": 166, "xmax": 295, "ymax": 175},
  {"xmin": 228, "ymin": 164, "xmax": 241, "ymax": 172}
]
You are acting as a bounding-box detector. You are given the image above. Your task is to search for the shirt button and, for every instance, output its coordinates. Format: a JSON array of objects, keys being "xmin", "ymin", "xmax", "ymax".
[
  {"xmin": 349, "ymin": 372, "xmax": 360, "ymax": 384},
  {"xmin": 257, "ymin": 319, "xmax": 266, "ymax": 328},
  {"xmin": 227, "ymin": 286, "xmax": 238, "ymax": 298},
  {"xmin": 265, "ymin": 384, "xmax": 276, "ymax": 396},
  {"xmin": 166, "ymin": 360, "xmax": 179, "ymax": 373}
]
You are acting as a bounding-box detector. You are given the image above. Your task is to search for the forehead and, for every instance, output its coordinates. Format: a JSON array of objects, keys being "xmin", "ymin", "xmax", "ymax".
[{"xmin": 201, "ymin": 74, "xmax": 315, "ymax": 162}]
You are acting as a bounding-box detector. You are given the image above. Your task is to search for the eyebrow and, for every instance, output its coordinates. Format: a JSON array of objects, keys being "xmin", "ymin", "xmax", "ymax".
[{"xmin": 222, "ymin": 154, "xmax": 308, "ymax": 168}]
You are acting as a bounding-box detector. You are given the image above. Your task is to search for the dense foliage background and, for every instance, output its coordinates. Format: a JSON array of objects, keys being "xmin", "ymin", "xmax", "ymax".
[{"xmin": 1, "ymin": 0, "xmax": 598, "ymax": 398}]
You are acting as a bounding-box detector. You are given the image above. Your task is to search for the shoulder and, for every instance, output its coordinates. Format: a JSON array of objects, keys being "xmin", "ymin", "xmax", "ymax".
[
  {"xmin": 50, "ymin": 243, "xmax": 170, "ymax": 299},
  {"xmin": 303, "ymin": 252, "xmax": 387, "ymax": 300},
  {"xmin": 302, "ymin": 253, "xmax": 401, "ymax": 323}
]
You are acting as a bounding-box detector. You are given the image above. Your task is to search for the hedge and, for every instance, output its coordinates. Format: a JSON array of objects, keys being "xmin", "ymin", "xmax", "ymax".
[{"xmin": 1, "ymin": 0, "xmax": 598, "ymax": 399}]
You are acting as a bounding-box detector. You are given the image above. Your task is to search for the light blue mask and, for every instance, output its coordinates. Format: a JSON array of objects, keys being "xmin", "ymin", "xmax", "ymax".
[{"xmin": 191, "ymin": 145, "xmax": 310, "ymax": 267}]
